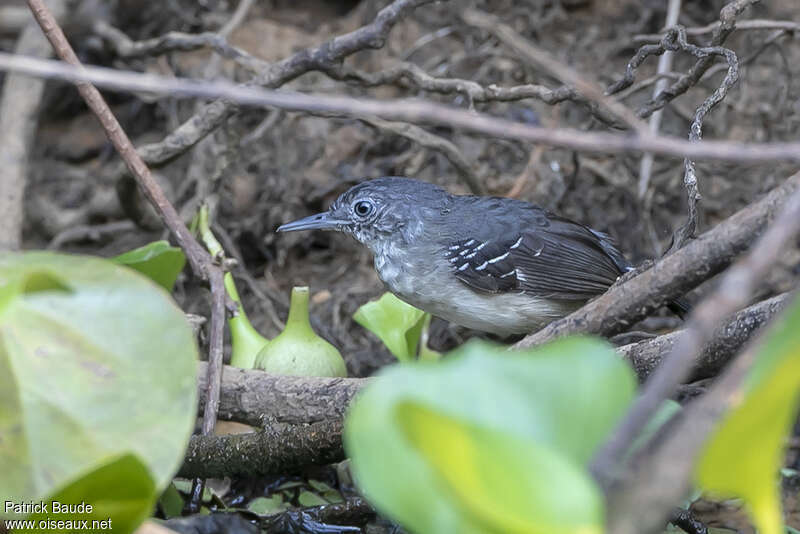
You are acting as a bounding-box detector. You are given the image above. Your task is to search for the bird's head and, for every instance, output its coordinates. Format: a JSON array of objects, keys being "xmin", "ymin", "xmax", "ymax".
[{"xmin": 277, "ymin": 177, "xmax": 451, "ymax": 253}]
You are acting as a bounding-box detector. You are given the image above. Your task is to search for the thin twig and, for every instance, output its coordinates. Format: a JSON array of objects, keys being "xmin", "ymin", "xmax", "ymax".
[
  {"xmin": 1, "ymin": 52, "xmax": 800, "ymax": 164},
  {"xmin": 92, "ymin": 21, "xmax": 268, "ymax": 73},
  {"xmin": 634, "ymin": 0, "xmax": 760, "ymax": 118},
  {"xmin": 668, "ymin": 27, "xmax": 740, "ymax": 251},
  {"xmin": 634, "ymin": 18, "xmax": 800, "ymax": 42}
]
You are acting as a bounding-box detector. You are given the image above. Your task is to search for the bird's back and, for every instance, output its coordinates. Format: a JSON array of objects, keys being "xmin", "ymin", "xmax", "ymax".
[{"xmin": 437, "ymin": 194, "xmax": 629, "ymax": 301}]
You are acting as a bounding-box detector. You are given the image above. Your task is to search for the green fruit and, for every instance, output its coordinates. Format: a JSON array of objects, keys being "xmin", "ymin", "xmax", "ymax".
[
  {"xmin": 225, "ymin": 272, "xmax": 270, "ymax": 369},
  {"xmin": 254, "ymin": 287, "xmax": 347, "ymax": 377}
]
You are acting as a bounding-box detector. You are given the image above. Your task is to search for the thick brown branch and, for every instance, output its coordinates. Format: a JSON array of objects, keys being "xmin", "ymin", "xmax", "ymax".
[
  {"xmin": 620, "ymin": 293, "xmax": 789, "ymax": 383},
  {"xmin": 197, "ymin": 363, "xmax": 368, "ymax": 427},
  {"xmin": 179, "ymin": 420, "xmax": 344, "ymax": 478}
]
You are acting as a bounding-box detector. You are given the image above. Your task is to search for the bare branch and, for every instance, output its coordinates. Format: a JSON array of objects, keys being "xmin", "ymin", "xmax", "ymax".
[
  {"xmin": 668, "ymin": 27, "xmax": 740, "ymax": 250},
  {"xmin": 25, "ymin": 0, "xmax": 228, "ymax": 464},
  {"xmin": 132, "ymin": 0, "xmax": 439, "ymax": 169},
  {"xmin": 2, "ymin": 53, "xmax": 800, "ymax": 163},
  {"xmin": 632, "ymin": 0, "xmax": 759, "ymax": 118},
  {"xmin": 324, "ymin": 61, "xmax": 580, "ymax": 107},
  {"xmin": 197, "ymin": 363, "xmax": 368, "ymax": 427}
]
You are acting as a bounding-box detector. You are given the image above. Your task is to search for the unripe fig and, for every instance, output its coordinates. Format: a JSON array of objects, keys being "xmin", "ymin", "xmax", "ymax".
[{"xmin": 255, "ymin": 287, "xmax": 347, "ymax": 377}]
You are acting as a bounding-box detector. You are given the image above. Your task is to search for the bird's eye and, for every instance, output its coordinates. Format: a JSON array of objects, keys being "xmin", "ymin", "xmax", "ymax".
[{"xmin": 353, "ymin": 200, "xmax": 374, "ymax": 218}]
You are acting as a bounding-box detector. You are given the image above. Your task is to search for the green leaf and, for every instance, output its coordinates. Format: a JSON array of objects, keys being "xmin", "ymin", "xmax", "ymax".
[
  {"xmin": 399, "ymin": 402, "xmax": 603, "ymax": 534},
  {"xmin": 112, "ymin": 240, "xmax": 186, "ymax": 291},
  {"xmin": 24, "ymin": 454, "xmax": 156, "ymax": 533},
  {"xmin": 158, "ymin": 482, "xmax": 185, "ymax": 519},
  {"xmin": 344, "ymin": 337, "xmax": 636, "ymax": 534},
  {"xmin": 0, "ymin": 252, "xmax": 198, "ymax": 517},
  {"xmin": 248, "ymin": 495, "xmax": 289, "ymax": 516},
  {"xmin": 353, "ymin": 293, "xmax": 426, "ymax": 361},
  {"xmin": 696, "ymin": 295, "xmax": 800, "ymax": 534},
  {"xmin": 298, "ymin": 491, "xmax": 329, "ymax": 507}
]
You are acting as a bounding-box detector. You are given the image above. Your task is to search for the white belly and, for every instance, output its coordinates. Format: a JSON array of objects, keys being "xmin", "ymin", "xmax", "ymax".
[{"xmin": 374, "ymin": 251, "xmax": 574, "ymax": 336}]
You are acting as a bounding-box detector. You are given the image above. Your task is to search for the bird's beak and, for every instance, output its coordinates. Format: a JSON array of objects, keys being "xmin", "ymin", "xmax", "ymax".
[{"xmin": 276, "ymin": 211, "xmax": 348, "ymax": 233}]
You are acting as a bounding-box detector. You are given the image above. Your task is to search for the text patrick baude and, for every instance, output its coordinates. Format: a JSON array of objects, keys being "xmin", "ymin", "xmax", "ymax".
[{"xmin": 5, "ymin": 500, "xmax": 93, "ymax": 514}]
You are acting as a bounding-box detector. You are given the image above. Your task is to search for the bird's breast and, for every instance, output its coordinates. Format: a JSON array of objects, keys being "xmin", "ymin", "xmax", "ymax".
[{"xmin": 372, "ymin": 245, "xmax": 579, "ymax": 335}]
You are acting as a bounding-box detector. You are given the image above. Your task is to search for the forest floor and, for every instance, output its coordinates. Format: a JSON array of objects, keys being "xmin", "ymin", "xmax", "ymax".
[{"xmin": 3, "ymin": 0, "xmax": 799, "ymax": 531}]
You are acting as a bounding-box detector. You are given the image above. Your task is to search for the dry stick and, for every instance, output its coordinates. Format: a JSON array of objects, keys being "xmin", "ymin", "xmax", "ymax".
[
  {"xmin": 2, "ymin": 53, "xmax": 800, "ymax": 164},
  {"xmin": 24, "ymin": 0, "xmax": 227, "ymax": 462},
  {"xmin": 460, "ymin": 9, "xmax": 649, "ymax": 134},
  {"xmin": 0, "ymin": 0, "xmax": 68, "ymax": 251},
  {"xmin": 24, "ymin": 2, "xmax": 208, "ymax": 275},
  {"xmin": 637, "ymin": 0, "xmax": 681, "ymax": 200},
  {"xmin": 590, "ymin": 170, "xmax": 800, "ymax": 490},
  {"xmin": 516, "ymin": 171, "xmax": 800, "ymax": 349}
]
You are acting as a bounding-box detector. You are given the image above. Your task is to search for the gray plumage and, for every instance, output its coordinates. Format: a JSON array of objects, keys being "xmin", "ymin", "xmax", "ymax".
[{"xmin": 278, "ymin": 177, "xmax": 651, "ymax": 336}]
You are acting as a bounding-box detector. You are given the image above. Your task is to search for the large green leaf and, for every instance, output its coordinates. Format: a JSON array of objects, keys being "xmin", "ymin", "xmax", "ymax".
[
  {"xmin": 112, "ymin": 240, "xmax": 186, "ymax": 291},
  {"xmin": 696, "ymin": 295, "xmax": 800, "ymax": 534},
  {"xmin": 25, "ymin": 454, "xmax": 157, "ymax": 533},
  {"xmin": 353, "ymin": 293, "xmax": 427, "ymax": 361},
  {"xmin": 0, "ymin": 252, "xmax": 197, "ymax": 524},
  {"xmin": 344, "ymin": 337, "xmax": 636, "ymax": 534}
]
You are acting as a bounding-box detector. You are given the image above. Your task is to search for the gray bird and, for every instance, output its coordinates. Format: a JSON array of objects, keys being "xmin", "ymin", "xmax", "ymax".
[{"xmin": 278, "ymin": 177, "xmax": 684, "ymax": 336}]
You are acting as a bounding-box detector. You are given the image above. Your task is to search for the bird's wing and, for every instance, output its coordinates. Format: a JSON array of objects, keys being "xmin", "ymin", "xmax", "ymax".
[{"xmin": 445, "ymin": 214, "xmax": 628, "ymax": 300}]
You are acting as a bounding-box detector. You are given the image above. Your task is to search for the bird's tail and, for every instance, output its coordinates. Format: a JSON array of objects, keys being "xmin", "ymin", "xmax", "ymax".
[{"xmin": 667, "ymin": 296, "xmax": 691, "ymax": 319}]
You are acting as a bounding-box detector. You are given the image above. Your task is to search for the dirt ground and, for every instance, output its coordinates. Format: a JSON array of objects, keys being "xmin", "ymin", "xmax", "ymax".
[{"xmin": 3, "ymin": 0, "xmax": 799, "ymax": 531}]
